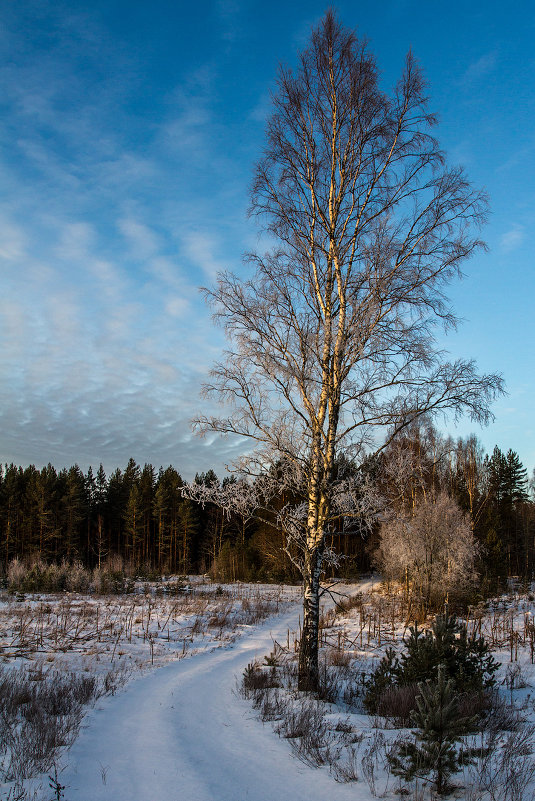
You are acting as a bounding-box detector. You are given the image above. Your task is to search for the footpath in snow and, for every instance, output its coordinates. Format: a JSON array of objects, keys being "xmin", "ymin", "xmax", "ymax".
[{"xmin": 61, "ymin": 584, "xmax": 376, "ymax": 801}]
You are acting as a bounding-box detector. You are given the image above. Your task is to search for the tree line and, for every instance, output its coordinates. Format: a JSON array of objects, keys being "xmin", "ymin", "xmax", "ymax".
[
  {"xmin": 370, "ymin": 424, "xmax": 533, "ymax": 596},
  {"xmin": 0, "ymin": 426, "xmax": 532, "ymax": 587}
]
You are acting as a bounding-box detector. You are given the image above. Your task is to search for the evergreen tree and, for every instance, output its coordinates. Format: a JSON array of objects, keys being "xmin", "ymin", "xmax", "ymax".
[
  {"xmin": 0, "ymin": 464, "xmax": 23, "ymax": 568},
  {"xmin": 365, "ymin": 614, "xmax": 499, "ymax": 712},
  {"xmin": 389, "ymin": 664, "xmax": 475, "ymax": 794},
  {"xmin": 139, "ymin": 464, "xmax": 156, "ymax": 565},
  {"xmin": 59, "ymin": 465, "xmax": 86, "ymax": 561},
  {"xmin": 106, "ymin": 468, "xmax": 125, "ymax": 556},
  {"xmin": 24, "ymin": 465, "xmax": 58, "ymax": 558},
  {"xmin": 124, "ymin": 484, "xmax": 141, "ymax": 566},
  {"xmin": 92, "ymin": 464, "xmax": 108, "ymax": 568},
  {"xmin": 177, "ymin": 498, "xmax": 199, "ymax": 574},
  {"xmin": 504, "ymin": 449, "xmax": 529, "ymax": 504},
  {"xmin": 153, "ymin": 466, "xmax": 183, "ymax": 571},
  {"xmin": 484, "ymin": 446, "xmax": 530, "ymax": 575}
]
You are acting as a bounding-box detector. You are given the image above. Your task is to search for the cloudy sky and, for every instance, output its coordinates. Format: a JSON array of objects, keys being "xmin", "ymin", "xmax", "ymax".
[{"xmin": 1, "ymin": 0, "xmax": 533, "ymax": 480}]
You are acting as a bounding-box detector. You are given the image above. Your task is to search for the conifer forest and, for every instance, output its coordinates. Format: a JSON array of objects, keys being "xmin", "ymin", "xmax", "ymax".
[{"xmin": 1, "ymin": 425, "xmax": 532, "ymax": 595}]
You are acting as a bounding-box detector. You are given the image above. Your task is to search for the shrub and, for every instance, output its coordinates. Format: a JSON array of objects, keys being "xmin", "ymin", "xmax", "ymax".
[
  {"xmin": 365, "ymin": 614, "xmax": 499, "ymax": 716},
  {"xmin": 376, "ymin": 683, "xmax": 420, "ymax": 726},
  {"xmin": 6, "ymin": 559, "xmax": 91, "ymax": 594},
  {"xmin": 388, "ymin": 664, "xmax": 476, "ymax": 795}
]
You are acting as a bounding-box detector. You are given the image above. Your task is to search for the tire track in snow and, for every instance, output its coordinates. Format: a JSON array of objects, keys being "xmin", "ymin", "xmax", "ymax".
[{"xmin": 61, "ymin": 584, "xmax": 375, "ymax": 801}]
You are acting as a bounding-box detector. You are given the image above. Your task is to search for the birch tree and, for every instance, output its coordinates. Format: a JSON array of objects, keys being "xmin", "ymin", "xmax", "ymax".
[
  {"xmin": 193, "ymin": 11, "xmax": 503, "ymax": 691},
  {"xmin": 377, "ymin": 491, "xmax": 478, "ymax": 611}
]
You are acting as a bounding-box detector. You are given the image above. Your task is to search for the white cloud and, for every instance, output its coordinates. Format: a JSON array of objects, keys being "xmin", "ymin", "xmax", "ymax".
[
  {"xmin": 181, "ymin": 230, "xmax": 226, "ymax": 280},
  {"xmin": 165, "ymin": 296, "xmax": 190, "ymax": 317},
  {"xmin": 118, "ymin": 218, "xmax": 161, "ymax": 261},
  {"xmin": 500, "ymin": 224, "xmax": 525, "ymax": 253},
  {"xmin": 54, "ymin": 222, "xmax": 95, "ymax": 260},
  {"xmin": 0, "ymin": 216, "xmax": 27, "ymax": 260},
  {"xmin": 460, "ymin": 52, "xmax": 497, "ymax": 87},
  {"xmin": 0, "ymin": 2, "xmax": 254, "ymax": 478}
]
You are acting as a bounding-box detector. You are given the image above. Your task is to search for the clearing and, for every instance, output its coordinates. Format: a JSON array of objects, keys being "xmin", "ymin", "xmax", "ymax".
[{"xmin": 60, "ymin": 582, "xmax": 376, "ymax": 801}]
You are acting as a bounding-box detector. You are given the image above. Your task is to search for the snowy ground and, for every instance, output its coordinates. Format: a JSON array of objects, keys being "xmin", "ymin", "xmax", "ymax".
[
  {"xmin": 60, "ymin": 597, "xmax": 363, "ymax": 801},
  {"xmin": 0, "ymin": 580, "xmax": 302, "ymax": 800},
  {"xmin": 3, "ymin": 578, "xmax": 535, "ymax": 800}
]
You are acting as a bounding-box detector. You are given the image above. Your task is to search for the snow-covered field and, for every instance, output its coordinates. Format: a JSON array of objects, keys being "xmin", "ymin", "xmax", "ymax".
[
  {"xmin": 2, "ymin": 578, "xmax": 535, "ymax": 800},
  {"xmin": 0, "ymin": 579, "xmax": 301, "ymax": 800}
]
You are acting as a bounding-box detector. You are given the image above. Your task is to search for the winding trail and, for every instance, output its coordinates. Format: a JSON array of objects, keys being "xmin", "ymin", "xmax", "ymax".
[{"xmin": 62, "ymin": 584, "xmax": 374, "ymax": 801}]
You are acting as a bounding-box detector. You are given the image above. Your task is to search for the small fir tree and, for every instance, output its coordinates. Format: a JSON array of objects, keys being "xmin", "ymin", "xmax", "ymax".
[
  {"xmin": 389, "ymin": 664, "xmax": 475, "ymax": 794},
  {"xmin": 365, "ymin": 614, "xmax": 499, "ymax": 713}
]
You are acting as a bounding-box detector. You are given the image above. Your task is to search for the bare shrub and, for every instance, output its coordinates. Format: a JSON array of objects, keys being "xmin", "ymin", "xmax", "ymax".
[
  {"xmin": 317, "ymin": 662, "xmax": 344, "ymax": 705},
  {"xmin": 102, "ymin": 663, "xmax": 131, "ymax": 696},
  {"xmin": 361, "ymin": 730, "xmax": 390, "ymax": 797},
  {"xmin": 242, "ymin": 662, "xmax": 281, "ymax": 694},
  {"xmin": 276, "ymin": 701, "xmax": 337, "ymax": 767},
  {"xmin": 484, "ymin": 690, "xmax": 522, "ymax": 733},
  {"xmin": 375, "ymin": 682, "xmax": 420, "ymax": 727},
  {"xmin": 276, "ymin": 701, "xmax": 325, "ymax": 739},
  {"xmin": 335, "ymin": 593, "xmax": 364, "ymax": 616},
  {"xmin": 254, "ymin": 688, "xmax": 286, "ymax": 721},
  {"xmin": 238, "ymin": 597, "xmax": 279, "ymax": 625},
  {"xmin": 464, "ymin": 726, "xmax": 535, "ymax": 801},
  {"xmin": 0, "ymin": 661, "xmax": 125, "ymax": 791},
  {"xmin": 325, "ymin": 647, "xmax": 352, "ymax": 668},
  {"xmin": 505, "ymin": 662, "xmax": 528, "ymax": 691},
  {"xmin": 207, "ymin": 603, "xmax": 233, "ymax": 630},
  {"xmin": 331, "ymin": 744, "xmax": 361, "ymax": 782},
  {"xmin": 456, "ymin": 689, "xmax": 495, "ymax": 723},
  {"xmin": 342, "ymin": 669, "xmax": 367, "ymax": 712}
]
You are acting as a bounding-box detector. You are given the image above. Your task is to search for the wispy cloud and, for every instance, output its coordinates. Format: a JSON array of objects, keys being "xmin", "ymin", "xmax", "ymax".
[
  {"xmin": 181, "ymin": 230, "xmax": 228, "ymax": 281},
  {"xmin": 459, "ymin": 52, "xmax": 497, "ymax": 87},
  {"xmin": 118, "ymin": 218, "xmax": 161, "ymax": 261},
  {"xmin": 500, "ymin": 224, "xmax": 525, "ymax": 253}
]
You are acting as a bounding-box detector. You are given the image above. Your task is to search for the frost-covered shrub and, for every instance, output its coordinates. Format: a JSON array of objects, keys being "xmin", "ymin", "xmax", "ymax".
[
  {"xmin": 6, "ymin": 559, "xmax": 91, "ymax": 593},
  {"xmin": 64, "ymin": 561, "xmax": 91, "ymax": 593},
  {"xmin": 7, "ymin": 559, "xmax": 26, "ymax": 590},
  {"xmin": 377, "ymin": 492, "xmax": 478, "ymax": 611},
  {"xmin": 91, "ymin": 556, "xmax": 134, "ymax": 594},
  {"xmin": 7, "ymin": 559, "xmax": 60, "ymax": 593},
  {"xmin": 91, "ymin": 567, "xmax": 125, "ymax": 594}
]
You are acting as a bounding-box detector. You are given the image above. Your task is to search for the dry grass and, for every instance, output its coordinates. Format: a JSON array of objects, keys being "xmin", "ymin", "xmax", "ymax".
[
  {"xmin": 0, "ymin": 661, "xmax": 127, "ymax": 798},
  {"xmin": 0, "ymin": 580, "xmax": 296, "ymax": 800},
  {"xmin": 0, "ymin": 583, "xmax": 290, "ymax": 665}
]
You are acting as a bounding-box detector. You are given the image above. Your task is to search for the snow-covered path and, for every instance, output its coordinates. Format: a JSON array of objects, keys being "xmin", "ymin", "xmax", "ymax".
[{"xmin": 61, "ymin": 591, "xmax": 367, "ymax": 801}]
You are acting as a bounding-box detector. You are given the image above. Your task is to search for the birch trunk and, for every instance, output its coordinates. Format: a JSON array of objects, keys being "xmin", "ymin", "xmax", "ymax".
[{"xmin": 298, "ymin": 544, "xmax": 323, "ymax": 691}]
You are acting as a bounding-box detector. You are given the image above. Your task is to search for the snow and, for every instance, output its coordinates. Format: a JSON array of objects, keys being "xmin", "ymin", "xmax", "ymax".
[
  {"xmin": 4, "ymin": 577, "xmax": 535, "ymax": 800},
  {"xmin": 59, "ymin": 596, "xmax": 364, "ymax": 801}
]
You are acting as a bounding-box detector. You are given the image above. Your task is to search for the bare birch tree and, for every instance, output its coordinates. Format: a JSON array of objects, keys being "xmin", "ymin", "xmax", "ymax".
[
  {"xmin": 377, "ymin": 491, "xmax": 478, "ymax": 611},
  {"xmin": 192, "ymin": 11, "xmax": 503, "ymax": 691}
]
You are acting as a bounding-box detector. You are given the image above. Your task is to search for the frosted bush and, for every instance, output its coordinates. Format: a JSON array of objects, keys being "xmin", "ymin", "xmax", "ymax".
[
  {"xmin": 65, "ymin": 561, "xmax": 91, "ymax": 593},
  {"xmin": 7, "ymin": 559, "xmax": 26, "ymax": 590}
]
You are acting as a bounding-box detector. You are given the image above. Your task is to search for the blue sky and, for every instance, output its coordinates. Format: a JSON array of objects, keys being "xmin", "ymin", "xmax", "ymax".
[{"xmin": 0, "ymin": 0, "xmax": 533, "ymax": 480}]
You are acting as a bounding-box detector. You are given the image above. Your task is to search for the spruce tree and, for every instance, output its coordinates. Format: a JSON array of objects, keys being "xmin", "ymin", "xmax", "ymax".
[
  {"xmin": 365, "ymin": 614, "xmax": 499, "ymax": 714},
  {"xmin": 389, "ymin": 664, "xmax": 475, "ymax": 794}
]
